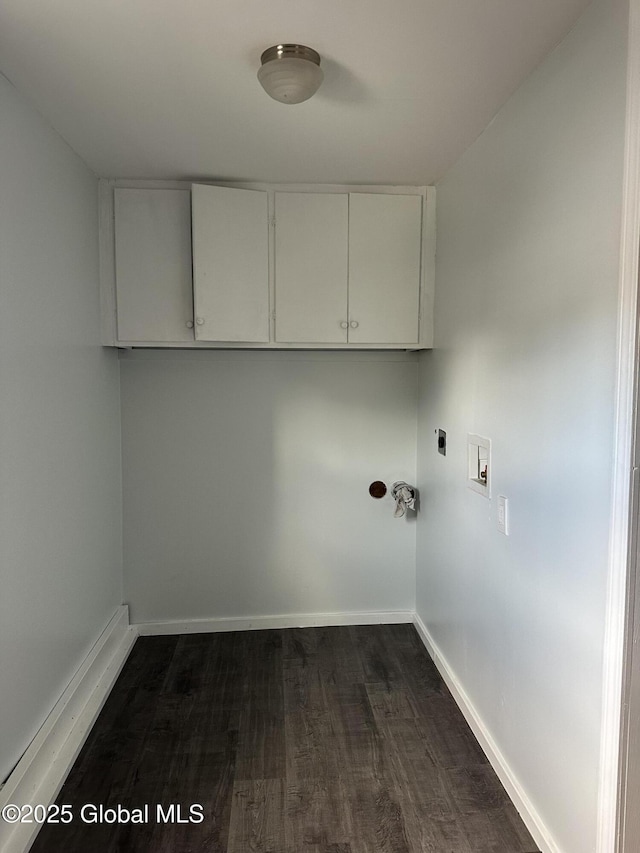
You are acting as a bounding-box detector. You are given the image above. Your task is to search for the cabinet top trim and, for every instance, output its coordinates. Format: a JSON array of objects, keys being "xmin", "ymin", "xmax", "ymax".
[{"xmin": 105, "ymin": 178, "xmax": 433, "ymax": 196}]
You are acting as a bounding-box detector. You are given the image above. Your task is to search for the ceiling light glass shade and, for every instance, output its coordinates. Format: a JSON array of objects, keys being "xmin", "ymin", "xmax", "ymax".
[{"xmin": 258, "ymin": 44, "xmax": 324, "ymax": 104}]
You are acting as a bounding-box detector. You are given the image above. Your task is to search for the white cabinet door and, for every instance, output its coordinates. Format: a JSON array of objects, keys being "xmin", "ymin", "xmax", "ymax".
[
  {"xmin": 192, "ymin": 184, "xmax": 269, "ymax": 342},
  {"xmin": 347, "ymin": 193, "xmax": 422, "ymax": 344},
  {"xmin": 114, "ymin": 188, "xmax": 193, "ymax": 342},
  {"xmin": 274, "ymin": 193, "xmax": 349, "ymax": 343}
]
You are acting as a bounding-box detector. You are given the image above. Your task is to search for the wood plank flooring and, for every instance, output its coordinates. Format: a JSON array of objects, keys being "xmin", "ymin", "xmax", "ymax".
[{"xmin": 31, "ymin": 625, "xmax": 539, "ymax": 852}]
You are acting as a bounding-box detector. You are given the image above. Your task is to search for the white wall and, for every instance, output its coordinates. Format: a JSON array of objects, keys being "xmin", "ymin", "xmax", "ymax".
[
  {"xmin": 416, "ymin": 1, "xmax": 628, "ymax": 851},
  {"xmin": 120, "ymin": 349, "xmax": 417, "ymax": 623},
  {"xmin": 0, "ymin": 74, "xmax": 122, "ymax": 781}
]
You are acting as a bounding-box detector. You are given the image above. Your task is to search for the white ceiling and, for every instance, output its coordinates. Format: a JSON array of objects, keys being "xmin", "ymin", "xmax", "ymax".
[{"xmin": 0, "ymin": 0, "xmax": 591, "ymax": 184}]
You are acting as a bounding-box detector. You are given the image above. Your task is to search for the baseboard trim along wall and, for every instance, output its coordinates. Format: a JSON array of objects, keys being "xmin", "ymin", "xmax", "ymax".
[
  {"xmin": 135, "ymin": 609, "xmax": 414, "ymax": 636},
  {"xmin": 0, "ymin": 606, "xmax": 137, "ymax": 853},
  {"xmin": 412, "ymin": 612, "xmax": 560, "ymax": 853}
]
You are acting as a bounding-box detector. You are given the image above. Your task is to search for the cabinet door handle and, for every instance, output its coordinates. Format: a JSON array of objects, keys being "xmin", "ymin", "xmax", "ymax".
[
  {"xmin": 186, "ymin": 320, "xmax": 194, "ymax": 329},
  {"xmin": 340, "ymin": 321, "xmax": 349, "ymax": 329},
  {"xmin": 350, "ymin": 320, "xmax": 359, "ymax": 329},
  {"xmin": 196, "ymin": 317, "xmax": 205, "ymax": 326}
]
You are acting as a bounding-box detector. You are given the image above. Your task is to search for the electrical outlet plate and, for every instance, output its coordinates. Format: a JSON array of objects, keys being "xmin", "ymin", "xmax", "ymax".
[{"xmin": 497, "ymin": 495, "xmax": 508, "ymax": 534}]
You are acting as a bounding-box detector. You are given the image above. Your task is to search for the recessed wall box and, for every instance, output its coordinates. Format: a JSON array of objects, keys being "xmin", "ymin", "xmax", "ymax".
[{"xmin": 468, "ymin": 434, "xmax": 491, "ymax": 497}]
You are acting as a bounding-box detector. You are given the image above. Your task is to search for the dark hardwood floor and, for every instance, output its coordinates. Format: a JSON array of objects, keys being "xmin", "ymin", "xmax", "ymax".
[{"xmin": 31, "ymin": 625, "xmax": 539, "ymax": 852}]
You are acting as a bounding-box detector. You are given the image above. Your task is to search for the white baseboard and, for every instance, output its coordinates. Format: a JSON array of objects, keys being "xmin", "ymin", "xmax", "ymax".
[
  {"xmin": 0, "ymin": 605, "xmax": 137, "ymax": 853},
  {"xmin": 412, "ymin": 612, "xmax": 561, "ymax": 853},
  {"xmin": 136, "ymin": 609, "xmax": 414, "ymax": 636}
]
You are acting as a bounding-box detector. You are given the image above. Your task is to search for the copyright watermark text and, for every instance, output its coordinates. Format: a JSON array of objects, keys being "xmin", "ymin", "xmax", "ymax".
[{"xmin": 1, "ymin": 803, "xmax": 205, "ymax": 825}]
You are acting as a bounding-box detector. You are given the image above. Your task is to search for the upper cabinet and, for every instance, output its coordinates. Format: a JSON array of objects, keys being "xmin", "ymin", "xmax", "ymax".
[
  {"xmin": 274, "ymin": 192, "xmax": 349, "ymax": 344},
  {"xmin": 347, "ymin": 193, "xmax": 422, "ymax": 345},
  {"xmin": 191, "ymin": 184, "xmax": 269, "ymax": 343},
  {"xmin": 113, "ymin": 188, "xmax": 193, "ymax": 342},
  {"xmin": 101, "ymin": 181, "xmax": 435, "ymax": 349},
  {"xmin": 274, "ymin": 191, "xmax": 422, "ymax": 346}
]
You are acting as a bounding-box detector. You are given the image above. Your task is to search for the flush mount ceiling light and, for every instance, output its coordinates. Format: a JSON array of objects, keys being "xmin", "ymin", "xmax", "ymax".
[{"xmin": 257, "ymin": 44, "xmax": 324, "ymax": 104}]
